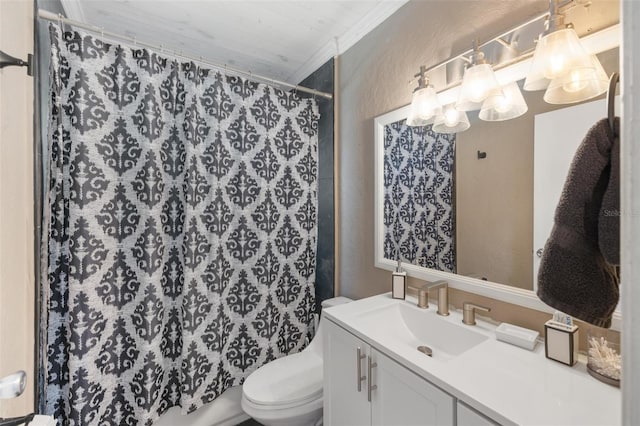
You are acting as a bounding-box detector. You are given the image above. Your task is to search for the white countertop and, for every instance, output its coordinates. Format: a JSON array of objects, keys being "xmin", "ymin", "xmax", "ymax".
[{"xmin": 324, "ymin": 293, "xmax": 621, "ymax": 426}]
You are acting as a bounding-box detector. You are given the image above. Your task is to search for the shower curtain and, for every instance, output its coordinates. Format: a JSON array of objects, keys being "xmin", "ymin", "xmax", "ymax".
[
  {"xmin": 383, "ymin": 121, "xmax": 456, "ymax": 272},
  {"xmin": 42, "ymin": 25, "xmax": 319, "ymax": 425}
]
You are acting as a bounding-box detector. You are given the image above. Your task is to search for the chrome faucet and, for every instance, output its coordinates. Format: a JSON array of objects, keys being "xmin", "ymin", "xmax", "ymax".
[
  {"xmin": 462, "ymin": 302, "xmax": 491, "ymax": 325},
  {"xmin": 407, "ymin": 280, "xmax": 449, "ymax": 316}
]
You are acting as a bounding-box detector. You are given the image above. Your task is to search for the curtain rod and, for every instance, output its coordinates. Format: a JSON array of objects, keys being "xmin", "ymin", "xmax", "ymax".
[{"xmin": 37, "ymin": 9, "xmax": 333, "ymax": 100}]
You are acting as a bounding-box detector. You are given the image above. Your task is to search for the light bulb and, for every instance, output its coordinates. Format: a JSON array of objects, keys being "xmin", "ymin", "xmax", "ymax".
[
  {"xmin": 434, "ymin": 105, "xmax": 470, "ymax": 134},
  {"xmin": 524, "ymin": 28, "xmax": 592, "ymax": 91},
  {"xmin": 479, "ymin": 82, "xmax": 527, "ymax": 122},
  {"xmin": 541, "ymin": 29, "xmax": 586, "ymax": 79},
  {"xmin": 493, "ymin": 93, "xmax": 512, "ymax": 113},
  {"xmin": 563, "ymin": 69, "xmax": 589, "ymax": 93},
  {"xmin": 456, "ymin": 63, "xmax": 500, "ymax": 111},
  {"xmin": 468, "ymin": 80, "xmax": 488, "ymax": 103},
  {"xmin": 444, "ymin": 107, "xmax": 459, "ymax": 127},
  {"xmin": 407, "ymin": 84, "xmax": 441, "ymax": 126},
  {"xmin": 415, "ymin": 88, "xmax": 440, "ymax": 119},
  {"xmin": 547, "ymin": 53, "xmax": 567, "ymax": 79},
  {"xmin": 544, "ymin": 54, "xmax": 608, "ymax": 104}
]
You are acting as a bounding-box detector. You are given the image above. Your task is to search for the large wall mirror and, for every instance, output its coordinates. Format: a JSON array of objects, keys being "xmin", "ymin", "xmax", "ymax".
[{"xmin": 374, "ymin": 22, "xmax": 621, "ymax": 326}]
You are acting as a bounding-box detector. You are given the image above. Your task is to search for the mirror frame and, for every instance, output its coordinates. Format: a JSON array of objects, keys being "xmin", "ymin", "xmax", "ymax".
[{"xmin": 373, "ymin": 23, "xmax": 621, "ymax": 329}]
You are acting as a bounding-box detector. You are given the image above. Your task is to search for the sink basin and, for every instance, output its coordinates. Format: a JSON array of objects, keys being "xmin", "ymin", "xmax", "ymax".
[{"xmin": 355, "ymin": 303, "xmax": 488, "ymax": 360}]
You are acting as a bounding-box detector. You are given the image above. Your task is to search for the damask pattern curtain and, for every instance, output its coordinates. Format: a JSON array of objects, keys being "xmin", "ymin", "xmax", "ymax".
[
  {"xmin": 383, "ymin": 122, "xmax": 456, "ymax": 272},
  {"xmin": 43, "ymin": 25, "xmax": 319, "ymax": 425}
]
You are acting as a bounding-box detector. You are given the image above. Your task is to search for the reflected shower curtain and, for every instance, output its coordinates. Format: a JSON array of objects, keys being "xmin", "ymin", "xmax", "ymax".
[
  {"xmin": 42, "ymin": 25, "xmax": 318, "ymax": 425},
  {"xmin": 383, "ymin": 122, "xmax": 455, "ymax": 272}
]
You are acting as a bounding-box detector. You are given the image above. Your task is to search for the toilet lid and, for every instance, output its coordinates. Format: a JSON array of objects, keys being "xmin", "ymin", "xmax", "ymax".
[{"xmin": 243, "ymin": 351, "xmax": 323, "ymax": 406}]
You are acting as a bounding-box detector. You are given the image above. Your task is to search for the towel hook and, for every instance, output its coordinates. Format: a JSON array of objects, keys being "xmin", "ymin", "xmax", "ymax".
[{"xmin": 607, "ymin": 72, "xmax": 619, "ymax": 134}]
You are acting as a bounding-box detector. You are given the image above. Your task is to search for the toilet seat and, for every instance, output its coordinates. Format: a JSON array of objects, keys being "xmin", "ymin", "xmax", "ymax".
[{"xmin": 242, "ymin": 351, "xmax": 323, "ymax": 408}]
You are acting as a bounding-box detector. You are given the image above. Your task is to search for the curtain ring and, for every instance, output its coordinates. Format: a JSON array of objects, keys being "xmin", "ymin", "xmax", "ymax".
[{"xmin": 100, "ymin": 26, "xmax": 104, "ymax": 38}]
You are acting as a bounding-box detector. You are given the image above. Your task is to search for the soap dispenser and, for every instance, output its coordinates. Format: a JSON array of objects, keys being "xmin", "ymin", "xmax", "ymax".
[{"xmin": 391, "ymin": 259, "xmax": 407, "ymax": 299}]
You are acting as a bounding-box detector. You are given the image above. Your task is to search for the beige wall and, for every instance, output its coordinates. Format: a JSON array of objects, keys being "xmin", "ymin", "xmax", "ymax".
[
  {"xmin": 456, "ymin": 108, "xmax": 534, "ymax": 289},
  {"xmin": 0, "ymin": 0, "xmax": 35, "ymax": 417},
  {"xmin": 337, "ymin": 0, "xmax": 620, "ymax": 349}
]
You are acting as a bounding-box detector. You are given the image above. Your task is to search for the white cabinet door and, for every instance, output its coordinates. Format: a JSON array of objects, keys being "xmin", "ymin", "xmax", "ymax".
[
  {"xmin": 324, "ymin": 320, "xmax": 371, "ymax": 426},
  {"xmin": 457, "ymin": 402, "xmax": 499, "ymax": 426},
  {"xmin": 370, "ymin": 348, "xmax": 455, "ymax": 426}
]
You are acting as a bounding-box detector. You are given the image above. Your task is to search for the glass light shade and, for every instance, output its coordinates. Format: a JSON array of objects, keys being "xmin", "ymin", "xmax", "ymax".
[
  {"xmin": 407, "ymin": 86, "xmax": 441, "ymax": 126},
  {"xmin": 479, "ymin": 81, "xmax": 528, "ymax": 121},
  {"xmin": 544, "ymin": 54, "xmax": 608, "ymax": 104},
  {"xmin": 406, "ymin": 109, "xmax": 428, "ymax": 127},
  {"xmin": 524, "ymin": 28, "xmax": 591, "ymax": 91},
  {"xmin": 456, "ymin": 63, "xmax": 500, "ymax": 111},
  {"xmin": 433, "ymin": 105, "xmax": 470, "ymax": 134}
]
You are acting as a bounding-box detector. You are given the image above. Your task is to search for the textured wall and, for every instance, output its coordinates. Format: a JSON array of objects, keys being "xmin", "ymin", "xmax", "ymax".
[
  {"xmin": 338, "ymin": 0, "xmax": 549, "ymax": 299},
  {"xmin": 0, "ymin": 0, "xmax": 35, "ymax": 417}
]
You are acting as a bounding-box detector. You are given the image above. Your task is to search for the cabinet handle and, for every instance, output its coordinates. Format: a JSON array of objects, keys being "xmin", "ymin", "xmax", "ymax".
[
  {"xmin": 356, "ymin": 347, "xmax": 366, "ymax": 392},
  {"xmin": 367, "ymin": 355, "xmax": 377, "ymax": 402}
]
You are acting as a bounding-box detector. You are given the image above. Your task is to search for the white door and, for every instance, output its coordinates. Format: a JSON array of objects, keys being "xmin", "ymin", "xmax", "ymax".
[
  {"xmin": 323, "ymin": 320, "xmax": 371, "ymax": 426},
  {"xmin": 370, "ymin": 348, "xmax": 455, "ymax": 426},
  {"xmin": 533, "ymin": 97, "xmax": 619, "ymax": 289}
]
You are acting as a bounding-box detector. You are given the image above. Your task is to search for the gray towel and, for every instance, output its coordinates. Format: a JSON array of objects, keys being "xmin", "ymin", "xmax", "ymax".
[
  {"xmin": 598, "ymin": 118, "xmax": 620, "ymax": 265},
  {"xmin": 537, "ymin": 118, "xmax": 619, "ymax": 328}
]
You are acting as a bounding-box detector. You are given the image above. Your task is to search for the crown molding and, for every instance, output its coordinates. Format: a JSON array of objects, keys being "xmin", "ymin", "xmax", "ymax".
[{"xmin": 289, "ymin": 1, "xmax": 408, "ymax": 85}]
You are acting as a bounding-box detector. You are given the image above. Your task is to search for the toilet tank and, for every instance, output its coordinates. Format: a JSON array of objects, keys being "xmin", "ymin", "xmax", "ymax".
[
  {"xmin": 304, "ymin": 296, "xmax": 352, "ymax": 355},
  {"xmin": 321, "ymin": 296, "xmax": 352, "ymax": 309}
]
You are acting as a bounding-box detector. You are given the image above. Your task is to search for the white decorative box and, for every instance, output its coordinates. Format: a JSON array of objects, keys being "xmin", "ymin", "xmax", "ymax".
[
  {"xmin": 495, "ymin": 323, "xmax": 539, "ymax": 350},
  {"xmin": 545, "ymin": 320, "xmax": 579, "ymax": 366}
]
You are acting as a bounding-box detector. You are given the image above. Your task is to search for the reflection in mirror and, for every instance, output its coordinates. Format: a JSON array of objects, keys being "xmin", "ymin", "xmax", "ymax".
[
  {"xmin": 382, "ymin": 124, "xmax": 456, "ymax": 273},
  {"xmin": 379, "ymin": 47, "xmax": 619, "ymax": 292}
]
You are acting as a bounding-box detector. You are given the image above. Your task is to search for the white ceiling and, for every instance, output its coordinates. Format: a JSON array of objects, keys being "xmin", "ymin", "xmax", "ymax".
[{"xmin": 59, "ymin": 0, "xmax": 408, "ymax": 85}]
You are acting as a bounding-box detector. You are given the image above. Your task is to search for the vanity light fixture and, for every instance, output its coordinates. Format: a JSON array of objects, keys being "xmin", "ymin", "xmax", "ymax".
[
  {"xmin": 524, "ymin": 0, "xmax": 608, "ymax": 103},
  {"xmin": 479, "ymin": 81, "xmax": 528, "ymax": 121},
  {"xmin": 433, "ymin": 104, "xmax": 470, "ymax": 134},
  {"xmin": 407, "ymin": 65, "xmax": 442, "ymax": 126},
  {"xmin": 404, "ymin": 0, "xmax": 616, "ymax": 133},
  {"xmin": 455, "ymin": 40, "xmax": 501, "ymax": 112}
]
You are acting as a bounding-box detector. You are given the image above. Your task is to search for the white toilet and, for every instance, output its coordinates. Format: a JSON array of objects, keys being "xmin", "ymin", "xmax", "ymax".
[{"xmin": 241, "ymin": 296, "xmax": 352, "ymax": 426}]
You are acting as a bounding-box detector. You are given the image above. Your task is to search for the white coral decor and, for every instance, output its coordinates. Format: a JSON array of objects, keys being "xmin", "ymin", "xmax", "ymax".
[{"xmin": 588, "ymin": 336, "xmax": 621, "ymax": 381}]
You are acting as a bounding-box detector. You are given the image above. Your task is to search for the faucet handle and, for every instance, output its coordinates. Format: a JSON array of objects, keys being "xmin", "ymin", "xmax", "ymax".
[
  {"xmin": 407, "ymin": 283, "xmax": 429, "ymax": 308},
  {"xmin": 462, "ymin": 302, "xmax": 491, "ymax": 325}
]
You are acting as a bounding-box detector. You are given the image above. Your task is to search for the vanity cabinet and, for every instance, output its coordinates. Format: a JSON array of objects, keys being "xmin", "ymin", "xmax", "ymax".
[
  {"xmin": 324, "ymin": 320, "xmax": 455, "ymax": 426},
  {"xmin": 324, "ymin": 319, "xmax": 371, "ymax": 425},
  {"xmin": 457, "ymin": 402, "xmax": 499, "ymax": 426}
]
